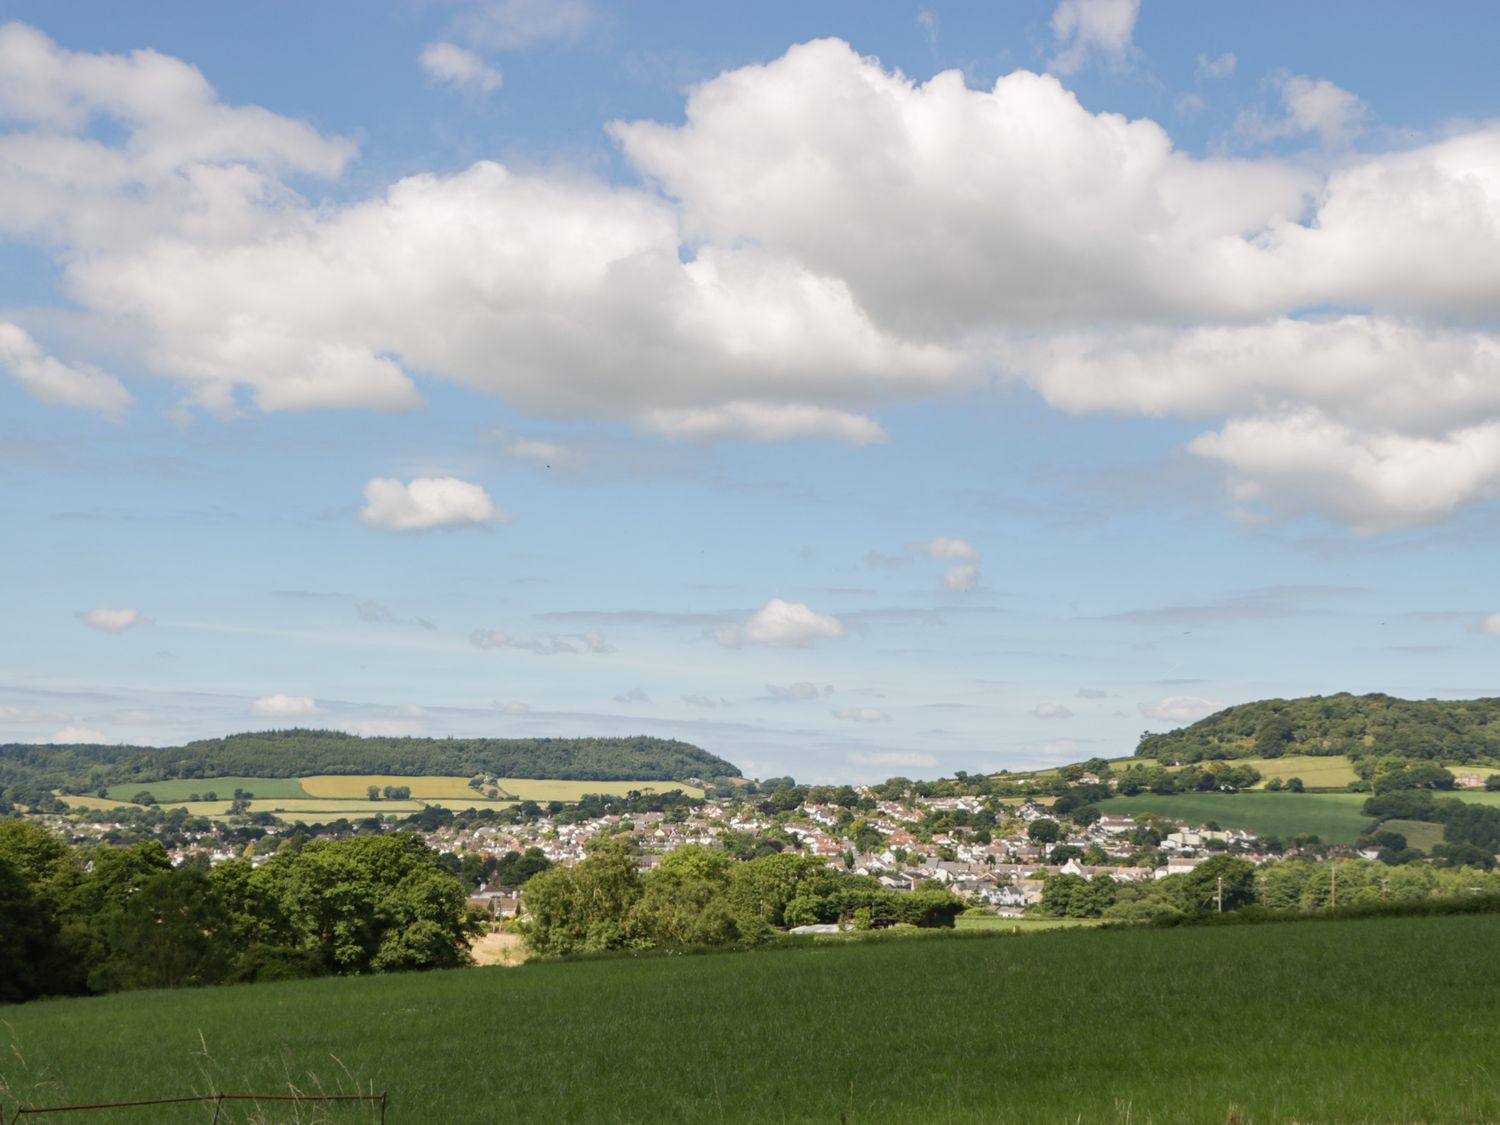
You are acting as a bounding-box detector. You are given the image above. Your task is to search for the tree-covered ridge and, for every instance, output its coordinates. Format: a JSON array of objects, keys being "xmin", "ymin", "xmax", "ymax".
[
  {"xmin": 0, "ymin": 729, "xmax": 741, "ymax": 800},
  {"xmin": 1136, "ymin": 694, "xmax": 1500, "ymax": 764}
]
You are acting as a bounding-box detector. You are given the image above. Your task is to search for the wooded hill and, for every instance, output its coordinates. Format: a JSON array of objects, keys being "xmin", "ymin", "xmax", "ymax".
[
  {"xmin": 1136, "ymin": 694, "xmax": 1500, "ymax": 764},
  {"xmin": 1, "ymin": 728, "xmax": 741, "ymax": 799}
]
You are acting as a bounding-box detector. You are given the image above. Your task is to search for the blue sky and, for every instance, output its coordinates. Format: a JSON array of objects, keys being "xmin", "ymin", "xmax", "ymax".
[{"xmin": 3, "ymin": 1, "xmax": 1500, "ymax": 782}]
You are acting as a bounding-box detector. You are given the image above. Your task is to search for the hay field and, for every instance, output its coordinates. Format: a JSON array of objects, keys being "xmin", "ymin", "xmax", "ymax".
[{"xmin": 298, "ymin": 774, "xmax": 480, "ymax": 799}]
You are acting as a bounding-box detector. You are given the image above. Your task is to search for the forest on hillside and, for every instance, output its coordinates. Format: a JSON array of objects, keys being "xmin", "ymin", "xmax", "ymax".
[
  {"xmin": 0, "ymin": 729, "xmax": 740, "ymax": 808},
  {"xmin": 1137, "ymin": 694, "xmax": 1500, "ymax": 764}
]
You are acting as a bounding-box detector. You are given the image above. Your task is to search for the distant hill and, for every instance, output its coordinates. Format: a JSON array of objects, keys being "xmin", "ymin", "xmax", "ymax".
[
  {"xmin": 1137, "ymin": 693, "xmax": 1500, "ymax": 764},
  {"xmin": 0, "ymin": 729, "xmax": 741, "ymax": 797}
]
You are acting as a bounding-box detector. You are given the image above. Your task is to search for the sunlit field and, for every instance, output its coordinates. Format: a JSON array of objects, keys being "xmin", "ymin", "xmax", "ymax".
[{"xmin": 5, "ymin": 914, "xmax": 1500, "ymax": 1123}]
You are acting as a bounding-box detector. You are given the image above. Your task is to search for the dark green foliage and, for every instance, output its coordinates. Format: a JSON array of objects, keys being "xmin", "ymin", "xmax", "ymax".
[
  {"xmin": 1362, "ymin": 790, "xmax": 1500, "ymax": 855},
  {"xmin": 1137, "ymin": 692, "xmax": 1500, "ymax": 764},
  {"xmin": 0, "ymin": 729, "xmax": 740, "ymax": 803},
  {"xmin": 0, "ymin": 827, "xmax": 480, "ymax": 1003},
  {"xmin": 519, "ymin": 845, "xmax": 964, "ymax": 957}
]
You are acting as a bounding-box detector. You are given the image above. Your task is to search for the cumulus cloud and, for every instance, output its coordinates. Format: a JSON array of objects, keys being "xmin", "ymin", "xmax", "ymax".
[
  {"xmin": 1138, "ymin": 696, "xmax": 1225, "ymax": 724},
  {"xmin": 1479, "ymin": 613, "xmax": 1500, "ymax": 637},
  {"xmin": 1033, "ymin": 702, "xmax": 1074, "ymax": 719},
  {"xmin": 80, "ymin": 607, "xmax": 143, "ymax": 632},
  {"xmin": 1240, "ymin": 73, "xmax": 1367, "ymax": 148},
  {"xmin": 419, "ymin": 42, "xmax": 502, "ymax": 95},
  {"xmin": 11, "ymin": 29, "xmax": 1500, "ymax": 530},
  {"xmin": 1049, "ymin": 0, "xmax": 1140, "ymax": 75},
  {"xmin": 0, "ymin": 321, "xmax": 131, "ymax": 414},
  {"xmin": 716, "ymin": 599, "xmax": 847, "ymax": 648},
  {"xmin": 613, "ymin": 687, "xmax": 650, "ymax": 704},
  {"xmin": 50, "ymin": 725, "xmax": 105, "ymax": 743},
  {"xmin": 920, "ymin": 537, "xmax": 981, "ymax": 592},
  {"xmin": 835, "ymin": 707, "xmax": 890, "ymax": 723},
  {"xmin": 250, "ymin": 693, "xmax": 322, "ymax": 717},
  {"xmin": 359, "ymin": 477, "xmax": 507, "ymax": 532}
]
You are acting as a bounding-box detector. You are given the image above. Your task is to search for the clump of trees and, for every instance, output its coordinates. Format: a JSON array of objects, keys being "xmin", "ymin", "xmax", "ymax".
[
  {"xmin": 0, "ymin": 821, "xmax": 483, "ymax": 1005},
  {"xmin": 519, "ymin": 845, "xmax": 965, "ymax": 957},
  {"xmin": 1136, "ymin": 693, "xmax": 1500, "ymax": 764}
]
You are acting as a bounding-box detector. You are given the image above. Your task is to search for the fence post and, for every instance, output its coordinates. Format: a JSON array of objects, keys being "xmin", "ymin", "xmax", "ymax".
[
  {"xmin": 380, "ymin": 1091, "xmax": 387, "ymax": 1124},
  {"xmin": 210, "ymin": 1092, "xmax": 223, "ymax": 1125}
]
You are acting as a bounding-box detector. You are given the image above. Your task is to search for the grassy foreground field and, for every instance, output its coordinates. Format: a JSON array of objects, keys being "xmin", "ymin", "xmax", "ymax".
[{"xmin": 5, "ymin": 915, "xmax": 1500, "ymax": 1123}]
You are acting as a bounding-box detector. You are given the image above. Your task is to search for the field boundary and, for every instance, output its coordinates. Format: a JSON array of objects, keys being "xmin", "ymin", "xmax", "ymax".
[{"xmin": 7, "ymin": 1091, "xmax": 386, "ymax": 1123}]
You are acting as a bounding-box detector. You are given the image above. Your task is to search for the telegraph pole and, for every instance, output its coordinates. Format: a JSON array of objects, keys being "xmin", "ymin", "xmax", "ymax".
[{"xmin": 1216, "ymin": 875, "xmax": 1224, "ymax": 913}]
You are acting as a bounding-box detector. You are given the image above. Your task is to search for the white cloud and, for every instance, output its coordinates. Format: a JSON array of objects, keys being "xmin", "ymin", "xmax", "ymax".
[
  {"xmin": 80, "ymin": 607, "xmax": 142, "ymax": 632},
  {"xmin": 250, "ymin": 693, "xmax": 322, "ymax": 718},
  {"xmin": 920, "ymin": 537, "xmax": 981, "ymax": 592},
  {"xmin": 10, "ymin": 30, "xmax": 1500, "ymax": 531},
  {"xmin": 835, "ymin": 707, "xmax": 890, "ymax": 723},
  {"xmin": 1049, "ymin": 0, "xmax": 1140, "ymax": 75},
  {"xmin": 420, "ymin": 42, "xmax": 502, "ymax": 95},
  {"xmin": 1196, "ymin": 52, "xmax": 1236, "ymax": 81},
  {"xmin": 639, "ymin": 402, "xmax": 886, "ymax": 445},
  {"xmin": 0, "ymin": 705, "xmax": 50, "ymax": 722},
  {"xmin": 1191, "ymin": 413, "xmax": 1500, "ymax": 533},
  {"xmin": 1139, "ymin": 696, "xmax": 1225, "ymax": 724},
  {"xmin": 0, "ymin": 321, "xmax": 132, "ymax": 414},
  {"xmin": 50, "ymin": 725, "xmax": 105, "ymax": 743},
  {"xmin": 1033, "ymin": 702, "xmax": 1075, "ymax": 719},
  {"xmin": 452, "ymin": 0, "xmax": 599, "ymax": 50},
  {"xmin": 680, "ymin": 694, "xmax": 721, "ymax": 709},
  {"xmin": 613, "ymin": 686, "xmax": 650, "ymax": 704},
  {"xmin": 1240, "ymin": 74, "xmax": 1367, "ymax": 148},
  {"xmin": 1481, "ymin": 614, "xmax": 1500, "ymax": 637},
  {"xmin": 359, "ymin": 477, "xmax": 506, "ymax": 532},
  {"xmin": 718, "ymin": 599, "xmax": 847, "ymax": 648}
]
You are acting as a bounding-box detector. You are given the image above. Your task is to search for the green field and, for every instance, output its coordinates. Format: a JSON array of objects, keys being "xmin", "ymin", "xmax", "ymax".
[
  {"xmin": 4, "ymin": 915, "xmax": 1500, "ymax": 1122},
  {"xmin": 103, "ymin": 777, "xmax": 313, "ymax": 802},
  {"xmin": 299, "ymin": 775, "xmax": 480, "ymax": 799},
  {"xmin": 954, "ymin": 913, "xmax": 1101, "ymax": 932},
  {"xmin": 1377, "ymin": 818, "xmax": 1446, "ymax": 852},
  {"xmin": 1098, "ymin": 791, "xmax": 1377, "ymax": 842}
]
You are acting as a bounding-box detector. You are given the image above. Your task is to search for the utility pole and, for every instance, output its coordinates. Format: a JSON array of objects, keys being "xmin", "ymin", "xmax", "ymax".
[
  {"xmin": 1331, "ymin": 861, "xmax": 1337, "ymax": 910},
  {"xmin": 1216, "ymin": 875, "xmax": 1224, "ymax": 913}
]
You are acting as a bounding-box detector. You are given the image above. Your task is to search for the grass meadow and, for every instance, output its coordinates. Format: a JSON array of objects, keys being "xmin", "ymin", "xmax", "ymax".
[
  {"xmin": 102, "ymin": 777, "xmax": 314, "ymax": 802},
  {"xmin": 4, "ymin": 914, "xmax": 1500, "ymax": 1123},
  {"xmin": 297, "ymin": 775, "xmax": 480, "ymax": 799},
  {"xmin": 1098, "ymin": 791, "xmax": 1377, "ymax": 842}
]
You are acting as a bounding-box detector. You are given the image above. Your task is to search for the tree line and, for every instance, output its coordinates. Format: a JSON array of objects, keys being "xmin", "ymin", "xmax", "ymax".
[
  {"xmin": 1136, "ymin": 693, "xmax": 1500, "ymax": 764},
  {"xmin": 519, "ymin": 844, "xmax": 966, "ymax": 956},
  {"xmin": 0, "ymin": 821, "xmax": 482, "ymax": 1005},
  {"xmin": 0, "ymin": 729, "xmax": 741, "ymax": 811}
]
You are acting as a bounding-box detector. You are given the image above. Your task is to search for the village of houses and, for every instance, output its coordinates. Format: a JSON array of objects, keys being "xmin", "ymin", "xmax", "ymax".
[{"xmin": 40, "ymin": 783, "xmax": 1319, "ymax": 921}]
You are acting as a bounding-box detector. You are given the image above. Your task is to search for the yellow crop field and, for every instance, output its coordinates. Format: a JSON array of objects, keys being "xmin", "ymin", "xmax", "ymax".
[
  {"xmin": 298, "ymin": 775, "xmax": 481, "ymax": 799},
  {"xmin": 58, "ymin": 794, "xmax": 138, "ymax": 811},
  {"xmin": 496, "ymin": 778, "xmax": 704, "ymax": 801}
]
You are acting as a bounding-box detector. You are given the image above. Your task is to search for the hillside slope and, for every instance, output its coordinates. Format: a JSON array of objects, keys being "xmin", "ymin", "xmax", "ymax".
[
  {"xmin": 1137, "ymin": 693, "xmax": 1500, "ymax": 764},
  {"xmin": 1, "ymin": 729, "xmax": 740, "ymax": 796}
]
